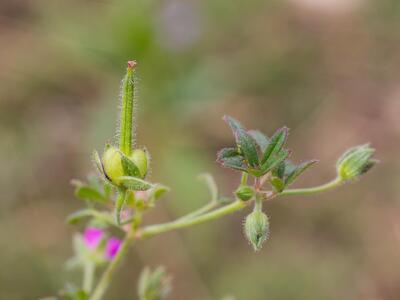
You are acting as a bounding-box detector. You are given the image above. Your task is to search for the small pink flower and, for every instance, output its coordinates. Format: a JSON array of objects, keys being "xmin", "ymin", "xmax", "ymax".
[
  {"xmin": 83, "ymin": 227, "xmax": 104, "ymax": 249},
  {"xmin": 105, "ymin": 237, "xmax": 122, "ymax": 260}
]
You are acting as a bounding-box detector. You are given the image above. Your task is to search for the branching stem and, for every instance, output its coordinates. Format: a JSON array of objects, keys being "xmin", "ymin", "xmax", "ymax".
[{"xmin": 88, "ymin": 176, "xmax": 343, "ymax": 300}]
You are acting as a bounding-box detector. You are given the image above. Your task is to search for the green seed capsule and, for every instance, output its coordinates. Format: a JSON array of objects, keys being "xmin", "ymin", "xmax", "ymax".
[
  {"xmin": 130, "ymin": 149, "xmax": 148, "ymax": 179},
  {"xmin": 102, "ymin": 146, "xmax": 124, "ymax": 185}
]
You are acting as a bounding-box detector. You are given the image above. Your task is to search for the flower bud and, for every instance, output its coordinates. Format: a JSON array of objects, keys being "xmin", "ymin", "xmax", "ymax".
[
  {"xmin": 102, "ymin": 146, "xmax": 124, "ymax": 185},
  {"xmin": 336, "ymin": 144, "xmax": 377, "ymax": 181},
  {"xmin": 130, "ymin": 149, "xmax": 148, "ymax": 179},
  {"xmin": 244, "ymin": 210, "xmax": 269, "ymax": 251},
  {"xmin": 235, "ymin": 185, "xmax": 254, "ymax": 201},
  {"xmin": 138, "ymin": 266, "xmax": 171, "ymax": 300}
]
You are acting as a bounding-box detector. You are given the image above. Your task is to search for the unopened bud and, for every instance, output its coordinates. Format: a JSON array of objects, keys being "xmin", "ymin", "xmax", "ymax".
[
  {"xmin": 244, "ymin": 210, "xmax": 269, "ymax": 251},
  {"xmin": 235, "ymin": 185, "xmax": 254, "ymax": 201},
  {"xmin": 102, "ymin": 146, "xmax": 124, "ymax": 185},
  {"xmin": 138, "ymin": 266, "xmax": 171, "ymax": 300},
  {"xmin": 337, "ymin": 144, "xmax": 377, "ymax": 181}
]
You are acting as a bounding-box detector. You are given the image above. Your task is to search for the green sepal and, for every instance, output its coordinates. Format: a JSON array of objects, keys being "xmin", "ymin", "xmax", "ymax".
[
  {"xmin": 284, "ymin": 160, "xmax": 318, "ymax": 186},
  {"xmin": 270, "ymin": 176, "xmax": 285, "ymax": 193},
  {"xmin": 119, "ymin": 176, "xmax": 153, "ymax": 191},
  {"xmin": 92, "ymin": 150, "xmax": 104, "ymax": 177},
  {"xmin": 248, "ymin": 130, "xmax": 269, "ymax": 152},
  {"xmin": 120, "ymin": 152, "xmax": 142, "ymax": 178},
  {"xmin": 261, "ymin": 127, "xmax": 288, "ymax": 165},
  {"xmin": 223, "ymin": 116, "xmax": 259, "ymax": 167}
]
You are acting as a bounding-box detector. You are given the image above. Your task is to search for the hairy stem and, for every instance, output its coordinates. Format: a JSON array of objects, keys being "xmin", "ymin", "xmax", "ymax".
[
  {"xmin": 177, "ymin": 201, "xmax": 218, "ymax": 221},
  {"xmin": 280, "ymin": 177, "xmax": 342, "ymax": 196},
  {"xmin": 139, "ymin": 200, "xmax": 247, "ymax": 239}
]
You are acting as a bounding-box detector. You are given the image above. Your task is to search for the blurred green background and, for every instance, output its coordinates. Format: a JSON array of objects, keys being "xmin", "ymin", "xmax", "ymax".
[{"xmin": 0, "ymin": 0, "xmax": 399, "ymax": 299}]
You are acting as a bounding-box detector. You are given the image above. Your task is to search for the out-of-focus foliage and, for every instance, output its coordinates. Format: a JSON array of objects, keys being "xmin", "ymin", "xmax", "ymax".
[{"xmin": 0, "ymin": 0, "xmax": 399, "ymax": 299}]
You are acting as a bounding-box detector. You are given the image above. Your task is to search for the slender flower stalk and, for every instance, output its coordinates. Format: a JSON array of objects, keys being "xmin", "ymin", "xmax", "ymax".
[{"xmin": 279, "ymin": 176, "xmax": 343, "ymax": 196}]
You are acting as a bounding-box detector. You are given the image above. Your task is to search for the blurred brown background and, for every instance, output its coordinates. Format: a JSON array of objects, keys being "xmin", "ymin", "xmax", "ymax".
[{"xmin": 0, "ymin": 0, "xmax": 399, "ymax": 299}]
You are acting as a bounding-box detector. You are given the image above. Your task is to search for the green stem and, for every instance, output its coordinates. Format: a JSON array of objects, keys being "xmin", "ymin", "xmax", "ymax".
[
  {"xmin": 83, "ymin": 262, "xmax": 95, "ymax": 293},
  {"xmin": 177, "ymin": 201, "xmax": 218, "ymax": 221},
  {"xmin": 139, "ymin": 200, "xmax": 247, "ymax": 239},
  {"xmin": 280, "ymin": 177, "xmax": 342, "ymax": 196},
  {"xmin": 119, "ymin": 61, "xmax": 136, "ymax": 156},
  {"xmin": 89, "ymin": 228, "xmax": 136, "ymax": 300},
  {"xmin": 241, "ymin": 172, "xmax": 248, "ymax": 185},
  {"xmin": 88, "ymin": 177, "xmax": 344, "ymax": 300}
]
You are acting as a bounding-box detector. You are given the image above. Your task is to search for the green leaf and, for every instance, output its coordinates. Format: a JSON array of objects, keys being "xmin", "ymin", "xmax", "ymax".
[
  {"xmin": 272, "ymin": 162, "xmax": 286, "ymax": 179},
  {"xmin": 198, "ymin": 173, "xmax": 218, "ymax": 202},
  {"xmin": 217, "ymin": 155, "xmax": 247, "ymax": 172},
  {"xmin": 235, "ymin": 130, "xmax": 259, "ymax": 167},
  {"xmin": 148, "ymin": 184, "xmax": 170, "ymax": 206},
  {"xmin": 217, "ymin": 147, "xmax": 239, "ymax": 160},
  {"xmin": 223, "ymin": 116, "xmax": 259, "ymax": 167},
  {"xmin": 248, "ymin": 130, "xmax": 269, "ymax": 152},
  {"xmin": 261, "ymin": 127, "xmax": 289, "ymax": 165},
  {"xmin": 261, "ymin": 149, "xmax": 290, "ymax": 174},
  {"xmin": 223, "ymin": 115, "xmax": 246, "ymax": 133},
  {"xmin": 119, "ymin": 176, "xmax": 153, "ymax": 191},
  {"xmin": 75, "ymin": 185, "xmax": 105, "ymax": 201},
  {"xmin": 67, "ymin": 210, "xmax": 93, "ymax": 225},
  {"xmin": 120, "ymin": 153, "xmax": 142, "ymax": 178},
  {"xmin": 66, "ymin": 209, "xmax": 114, "ymax": 225},
  {"xmin": 285, "ymin": 160, "xmax": 318, "ymax": 186},
  {"xmin": 270, "ymin": 177, "xmax": 285, "ymax": 193}
]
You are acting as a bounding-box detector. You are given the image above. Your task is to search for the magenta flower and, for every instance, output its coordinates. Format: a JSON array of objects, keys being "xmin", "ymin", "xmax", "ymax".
[
  {"xmin": 105, "ymin": 237, "xmax": 122, "ymax": 259},
  {"xmin": 105, "ymin": 237, "xmax": 122, "ymax": 260},
  {"xmin": 83, "ymin": 227, "xmax": 104, "ymax": 249}
]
